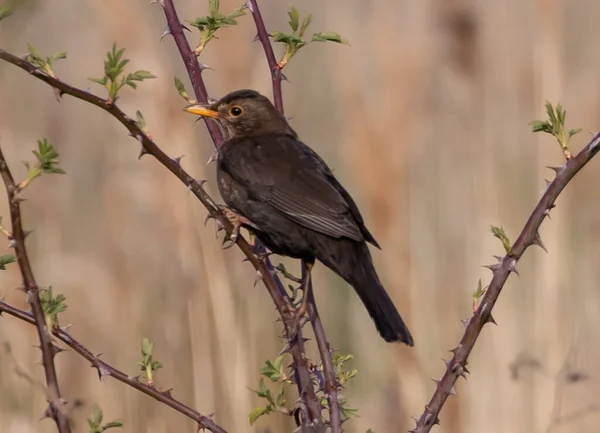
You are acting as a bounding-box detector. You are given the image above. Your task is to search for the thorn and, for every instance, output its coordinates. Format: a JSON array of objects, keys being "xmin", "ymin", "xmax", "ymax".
[
  {"xmin": 22, "ymin": 229, "xmax": 33, "ymax": 238},
  {"xmin": 96, "ymin": 365, "xmax": 110, "ymax": 381},
  {"xmin": 161, "ymin": 388, "xmax": 173, "ymax": 398},
  {"xmin": 181, "ymin": 24, "xmax": 191, "ymax": 32},
  {"xmin": 278, "ymin": 342, "xmax": 292, "ymax": 356},
  {"xmin": 12, "ymin": 194, "xmax": 26, "ymax": 204},
  {"xmin": 14, "ymin": 285, "xmax": 26, "ymax": 293},
  {"xmin": 51, "ymin": 342, "xmax": 64, "ymax": 356},
  {"xmin": 253, "ymin": 33, "xmax": 260, "ymax": 43},
  {"xmin": 461, "ymin": 317, "xmax": 470, "ymax": 327},
  {"xmin": 7, "ymin": 238, "xmax": 17, "ymax": 249},
  {"xmin": 204, "ymin": 214, "xmax": 215, "ymax": 226},
  {"xmin": 442, "ymin": 358, "xmax": 451, "ymax": 368},
  {"xmin": 39, "ymin": 406, "xmax": 53, "ymax": 421},
  {"xmin": 431, "ymin": 377, "xmax": 441, "ymax": 385},
  {"xmin": 206, "ymin": 152, "xmax": 218, "ymax": 165},
  {"xmin": 531, "ymin": 231, "xmax": 547, "ymax": 253},
  {"xmin": 253, "ymin": 270, "xmax": 263, "ymax": 287},
  {"xmin": 149, "ymin": 0, "xmax": 164, "ymax": 6},
  {"xmin": 485, "ymin": 314, "xmax": 497, "ymax": 326},
  {"xmin": 544, "ymin": 208, "xmax": 552, "ymax": 219},
  {"xmin": 493, "ymin": 255, "xmax": 503, "ymax": 262},
  {"xmin": 508, "ymin": 259, "xmax": 519, "ymax": 276},
  {"xmin": 449, "ymin": 386, "xmax": 457, "ymax": 396},
  {"xmin": 138, "ymin": 147, "xmax": 149, "ymax": 160},
  {"xmin": 411, "ymin": 416, "xmax": 419, "ymax": 423},
  {"xmin": 196, "ymin": 179, "xmax": 207, "ymax": 187},
  {"xmin": 590, "ymin": 133, "xmax": 600, "ymax": 151},
  {"xmin": 198, "ymin": 62, "xmax": 212, "ymax": 71},
  {"xmin": 173, "ymin": 155, "xmax": 185, "ymax": 167},
  {"xmin": 160, "ymin": 26, "xmax": 171, "ymax": 41},
  {"xmin": 540, "ymin": 179, "xmax": 551, "ymax": 194},
  {"xmin": 546, "ymin": 165, "xmax": 564, "ymax": 175},
  {"xmin": 449, "ymin": 346, "xmax": 461, "ymax": 355},
  {"xmin": 483, "ymin": 263, "xmax": 501, "ymax": 273}
]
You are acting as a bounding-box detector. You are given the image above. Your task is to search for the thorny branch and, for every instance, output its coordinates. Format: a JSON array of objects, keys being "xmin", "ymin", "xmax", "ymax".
[
  {"xmin": 0, "ymin": 45, "xmax": 318, "ymax": 429},
  {"xmin": 0, "ymin": 300, "xmax": 227, "ymax": 433},
  {"xmin": 0, "ymin": 146, "xmax": 72, "ymax": 433},
  {"xmin": 413, "ymin": 132, "xmax": 600, "ymax": 433},
  {"xmin": 246, "ymin": 1, "xmax": 342, "ymax": 429},
  {"xmin": 159, "ymin": 0, "xmax": 326, "ymax": 427}
]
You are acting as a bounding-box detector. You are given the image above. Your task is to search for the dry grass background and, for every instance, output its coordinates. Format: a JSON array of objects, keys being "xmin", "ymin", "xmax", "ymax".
[{"xmin": 1, "ymin": 0, "xmax": 600, "ymax": 432}]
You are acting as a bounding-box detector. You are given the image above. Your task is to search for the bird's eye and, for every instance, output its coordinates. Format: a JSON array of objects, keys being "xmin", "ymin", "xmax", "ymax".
[{"xmin": 229, "ymin": 106, "xmax": 243, "ymax": 117}]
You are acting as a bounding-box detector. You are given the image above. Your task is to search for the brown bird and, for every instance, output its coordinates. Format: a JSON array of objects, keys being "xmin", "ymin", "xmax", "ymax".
[{"xmin": 184, "ymin": 89, "xmax": 413, "ymax": 345}]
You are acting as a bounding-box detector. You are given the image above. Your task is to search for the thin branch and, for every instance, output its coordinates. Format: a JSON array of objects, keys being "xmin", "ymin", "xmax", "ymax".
[
  {"xmin": 0, "ymin": 300, "xmax": 226, "ymax": 433},
  {"xmin": 413, "ymin": 132, "xmax": 600, "ymax": 433},
  {"xmin": 0, "ymin": 146, "xmax": 72, "ymax": 433},
  {"xmin": 246, "ymin": 2, "xmax": 341, "ymax": 428},
  {"xmin": 247, "ymin": 0, "xmax": 284, "ymax": 113},
  {"xmin": 158, "ymin": 1, "xmax": 324, "ymax": 426},
  {"xmin": 0, "ymin": 46, "xmax": 320, "ymax": 428},
  {"xmin": 162, "ymin": 0, "xmax": 223, "ymax": 148}
]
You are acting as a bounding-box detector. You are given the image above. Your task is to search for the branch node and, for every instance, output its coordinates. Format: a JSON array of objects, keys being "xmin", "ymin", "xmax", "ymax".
[{"xmin": 507, "ymin": 259, "xmax": 519, "ymax": 276}]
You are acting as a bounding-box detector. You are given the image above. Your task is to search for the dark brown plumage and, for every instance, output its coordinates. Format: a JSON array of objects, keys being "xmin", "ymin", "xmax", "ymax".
[{"xmin": 184, "ymin": 89, "xmax": 413, "ymax": 345}]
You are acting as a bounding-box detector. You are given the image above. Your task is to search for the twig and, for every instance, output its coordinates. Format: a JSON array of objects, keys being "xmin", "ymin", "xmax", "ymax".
[
  {"xmin": 0, "ymin": 300, "xmax": 227, "ymax": 433},
  {"xmin": 413, "ymin": 132, "xmax": 600, "ymax": 433},
  {"xmin": 158, "ymin": 1, "xmax": 324, "ymax": 426},
  {"xmin": 0, "ymin": 46, "xmax": 321, "ymax": 428},
  {"xmin": 0, "ymin": 146, "xmax": 72, "ymax": 433},
  {"xmin": 246, "ymin": 1, "xmax": 341, "ymax": 428},
  {"xmin": 161, "ymin": 0, "xmax": 223, "ymax": 148},
  {"xmin": 247, "ymin": 0, "xmax": 284, "ymax": 113}
]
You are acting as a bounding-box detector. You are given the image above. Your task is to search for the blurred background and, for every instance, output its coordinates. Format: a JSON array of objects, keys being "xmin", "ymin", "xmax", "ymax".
[{"xmin": 1, "ymin": 0, "xmax": 600, "ymax": 432}]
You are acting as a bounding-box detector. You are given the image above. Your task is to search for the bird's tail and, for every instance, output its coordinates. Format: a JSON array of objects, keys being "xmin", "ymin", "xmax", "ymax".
[{"xmin": 318, "ymin": 240, "xmax": 414, "ymax": 346}]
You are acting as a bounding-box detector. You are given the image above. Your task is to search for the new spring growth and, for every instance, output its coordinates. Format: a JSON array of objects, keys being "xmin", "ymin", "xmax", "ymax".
[
  {"xmin": 189, "ymin": 0, "xmax": 246, "ymax": 56},
  {"xmin": 249, "ymin": 356, "xmax": 291, "ymax": 425},
  {"xmin": 529, "ymin": 102, "xmax": 582, "ymax": 160},
  {"xmin": 25, "ymin": 43, "xmax": 66, "ymax": 79},
  {"xmin": 18, "ymin": 139, "xmax": 65, "ymax": 191},
  {"xmin": 89, "ymin": 44, "xmax": 156, "ymax": 104},
  {"xmin": 138, "ymin": 338, "xmax": 163, "ymax": 387},
  {"xmin": 39, "ymin": 287, "xmax": 67, "ymax": 330},
  {"xmin": 271, "ymin": 5, "xmax": 349, "ymax": 69},
  {"xmin": 87, "ymin": 404, "xmax": 123, "ymax": 433},
  {"xmin": 491, "ymin": 226, "xmax": 511, "ymax": 255}
]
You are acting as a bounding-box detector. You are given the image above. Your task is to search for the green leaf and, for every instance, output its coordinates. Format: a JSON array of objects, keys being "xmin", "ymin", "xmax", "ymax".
[
  {"xmin": 102, "ymin": 421, "xmax": 124, "ymax": 430},
  {"xmin": 472, "ymin": 279, "xmax": 486, "ymax": 299},
  {"xmin": 529, "ymin": 120, "xmax": 551, "ymax": 133},
  {"xmin": 312, "ymin": 31, "xmax": 349, "ymax": 45},
  {"xmin": 491, "ymin": 226, "xmax": 511, "ymax": 254},
  {"xmin": 260, "ymin": 356, "xmax": 286, "ymax": 382},
  {"xmin": 568, "ymin": 128, "xmax": 582, "ymax": 138},
  {"xmin": 299, "ymin": 13, "xmax": 312, "ymax": 37},
  {"xmin": 248, "ymin": 406, "xmax": 269, "ymax": 425},
  {"xmin": 0, "ymin": 254, "xmax": 16, "ymax": 270},
  {"xmin": 287, "ymin": 5, "xmax": 299, "ymax": 32}
]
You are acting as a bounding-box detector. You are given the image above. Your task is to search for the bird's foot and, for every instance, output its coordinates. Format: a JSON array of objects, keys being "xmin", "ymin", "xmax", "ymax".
[{"xmin": 217, "ymin": 205, "xmax": 254, "ymax": 249}]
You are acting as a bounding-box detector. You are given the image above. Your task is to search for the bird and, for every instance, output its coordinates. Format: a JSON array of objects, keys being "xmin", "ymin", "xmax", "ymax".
[{"xmin": 184, "ymin": 89, "xmax": 413, "ymax": 346}]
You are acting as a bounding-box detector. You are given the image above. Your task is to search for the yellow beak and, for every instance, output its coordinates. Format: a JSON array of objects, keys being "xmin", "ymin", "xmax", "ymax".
[{"xmin": 183, "ymin": 104, "xmax": 220, "ymax": 119}]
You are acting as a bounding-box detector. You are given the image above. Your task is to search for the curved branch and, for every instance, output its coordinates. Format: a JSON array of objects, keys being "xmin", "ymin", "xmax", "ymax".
[
  {"xmin": 0, "ymin": 46, "xmax": 319, "ymax": 428},
  {"xmin": 413, "ymin": 132, "xmax": 600, "ymax": 433},
  {"xmin": 0, "ymin": 147, "xmax": 71, "ymax": 433},
  {"xmin": 246, "ymin": 2, "xmax": 341, "ymax": 429},
  {"xmin": 0, "ymin": 300, "xmax": 226, "ymax": 433}
]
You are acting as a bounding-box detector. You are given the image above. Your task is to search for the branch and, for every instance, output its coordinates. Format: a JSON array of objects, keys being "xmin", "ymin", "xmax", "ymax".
[
  {"xmin": 161, "ymin": 0, "xmax": 223, "ymax": 148},
  {"xmin": 413, "ymin": 132, "xmax": 600, "ymax": 433},
  {"xmin": 0, "ymin": 46, "xmax": 320, "ymax": 428},
  {"xmin": 247, "ymin": 0, "xmax": 284, "ymax": 113},
  {"xmin": 0, "ymin": 146, "xmax": 71, "ymax": 433},
  {"xmin": 246, "ymin": 2, "xmax": 341, "ymax": 429},
  {"xmin": 158, "ymin": 1, "xmax": 325, "ymax": 427},
  {"xmin": 0, "ymin": 300, "xmax": 226, "ymax": 433}
]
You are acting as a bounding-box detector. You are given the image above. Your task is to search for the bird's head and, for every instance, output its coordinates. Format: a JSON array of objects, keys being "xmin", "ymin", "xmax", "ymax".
[{"xmin": 183, "ymin": 89, "xmax": 295, "ymax": 138}]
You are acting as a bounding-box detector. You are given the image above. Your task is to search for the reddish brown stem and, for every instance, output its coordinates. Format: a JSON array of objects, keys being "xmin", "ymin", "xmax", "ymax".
[
  {"xmin": 247, "ymin": 0, "xmax": 284, "ymax": 113},
  {"xmin": 413, "ymin": 132, "xmax": 600, "ymax": 433},
  {"xmin": 0, "ymin": 300, "xmax": 226, "ymax": 433},
  {"xmin": 159, "ymin": 1, "xmax": 324, "ymax": 426},
  {"xmin": 0, "ymin": 146, "xmax": 72, "ymax": 433}
]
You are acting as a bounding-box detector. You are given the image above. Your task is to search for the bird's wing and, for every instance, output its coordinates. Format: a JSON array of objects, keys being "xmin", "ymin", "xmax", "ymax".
[{"xmin": 219, "ymin": 133, "xmax": 365, "ymax": 241}]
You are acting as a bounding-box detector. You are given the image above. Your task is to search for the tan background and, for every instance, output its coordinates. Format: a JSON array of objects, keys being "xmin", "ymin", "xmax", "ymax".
[{"xmin": 1, "ymin": 0, "xmax": 600, "ymax": 432}]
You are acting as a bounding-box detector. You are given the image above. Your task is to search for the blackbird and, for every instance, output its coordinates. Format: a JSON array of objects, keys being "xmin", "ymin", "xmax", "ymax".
[{"xmin": 184, "ymin": 89, "xmax": 413, "ymax": 346}]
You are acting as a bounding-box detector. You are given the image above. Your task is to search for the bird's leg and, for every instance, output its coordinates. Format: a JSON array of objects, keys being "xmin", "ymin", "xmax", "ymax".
[{"xmin": 218, "ymin": 205, "xmax": 254, "ymax": 249}]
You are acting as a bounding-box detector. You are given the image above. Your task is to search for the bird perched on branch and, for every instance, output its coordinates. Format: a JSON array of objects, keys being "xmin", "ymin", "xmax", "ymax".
[{"xmin": 184, "ymin": 89, "xmax": 413, "ymax": 346}]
